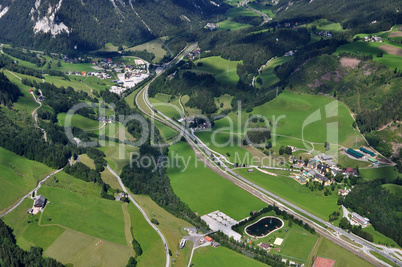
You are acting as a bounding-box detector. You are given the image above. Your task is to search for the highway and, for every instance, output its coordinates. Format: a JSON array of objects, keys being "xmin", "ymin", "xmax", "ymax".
[
  {"xmin": 107, "ymin": 165, "xmax": 170, "ymax": 267},
  {"xmin": 132, "ymin": 45, "xmax": 401, "ymax": 267}
]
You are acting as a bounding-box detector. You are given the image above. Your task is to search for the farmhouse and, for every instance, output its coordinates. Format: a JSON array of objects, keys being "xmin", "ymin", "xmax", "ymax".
[
  {"xmin": 258, "ymin": 242, "xmax": 270, "ymax": 250},
  {"xmin": 205, "ymin": 236, "xmax": 213, "ymax": 242},
  {"xmin": 205, "ymin": 23, "xmax": 219, "ymax": 31},
  {"xmin": 34, "ymin": 195, "xmax": 46, "ymax": 208},
  {"xmin": 212, "ymin": 242, "xmax": 220, "ymax": 248},
  {"xmin": 179, "ymin": 238, "xmax": 186, "ymax": 249},
  {"xmin": 351, "ymin": 212, "xmax": 370, "ymax": 227}
]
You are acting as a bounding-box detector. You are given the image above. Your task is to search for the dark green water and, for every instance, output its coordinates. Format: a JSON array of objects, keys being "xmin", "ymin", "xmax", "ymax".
[{"xmin": 245, "ymin": 217, "xmax": 283, "ymax": 237}]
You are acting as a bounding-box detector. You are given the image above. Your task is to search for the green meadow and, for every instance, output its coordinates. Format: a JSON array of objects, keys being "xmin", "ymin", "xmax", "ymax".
[
  {"xmin": 196, "ymin": 56, "xmax": 242, "ymax": 86},
  {"xmin": 218, "ymin": 19, "xmax": 251, "ymax": 31},
  {"xmin": 213, "ymin": 90, "xmax": 360, "ymax": 147},
  {"xmin": 167, "ymin": 141, "xmax": 266, "ymax": 220},
  {"xmin": 305, "ymin": 19, "xmax": 345, "ymax": 35},
  {"xmin": 335, "ymin": 41, "xmax": 402, "ymax": 70},
  {"xmin": 192, "ymin": 246, "xmax": 267, "ymax": 267},
  {"xmin": 97, "ymin": 141, "xmax": 139, "ymax": 175},
  {"xmin": 235, "ymin": 168, "xmax": 340, "ymax": 221},
  {"xmin": 3, "ymin": 71, "xmax": 43, "ymax": 114},
  {"xmin": 313, "ymin": 237, "xmax": 375, "ymax": 267},
  {"xmin": 382, "ymin": 184, "xmax": 402, "ymax": 196},
  {"xmin": 126, "ymin": 37, "xmax": 168, "ymax": 63},
  {"xmin": 0, "ymin": 147, "xmax": 54, "ymax": 213},
  {"xmin": 38, "ymin": 186, "xmax": 126, "ymax": 245},
  {"xmin": 256, "ymin": 56, "xmax": 292, "ymax": 88},
  {"xmin": 359, "ymin": 166, "xmax": 400, "ymax": 181},
  {"xmin": 248, "ymin": 2, "xmax": 275, "ymax": 17},
  {"xmin": 57, "ymin": 112, "xmax": 100, "ymax": 130},
  {"xmin": 364, "ymin": 225, "xmax": 400, "ymax": 248},
  {"xmin": 226, "ymin": 7, "xmax": 259, "ymax": 18}
]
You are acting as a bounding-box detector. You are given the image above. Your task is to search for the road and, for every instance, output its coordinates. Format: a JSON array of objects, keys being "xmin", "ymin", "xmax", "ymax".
[
  {"xmin": 31, "ymin": 90, "xmax": 48, "ymax": 142},
  {"xmin": 133, "ymin": 50, "xmax": 401, "ymax": 267},
  {"xmin": 0, "ymin": 168, "xmax": 63, "ymax": 218},
  {"xmin": 107, "ymin": 165, "xmax": 170, "ymax": 267},
  {"xmin": 239, "ymin": 0, "xmax": 271, "ymax": 25}
]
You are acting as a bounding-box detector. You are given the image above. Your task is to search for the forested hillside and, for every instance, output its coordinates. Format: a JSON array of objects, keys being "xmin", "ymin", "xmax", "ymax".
[
  {"xmin": 0, "ymin": 0, "xmax": 227, "ymax": 52},
  {"xmin": 0, "ymin": 72, "xmax": 22, "ymax": 106},
  {"xmin": 275, "ymin": 0, "xmax": 402, "ymax": 32},
  {"xmin": 0, "ymin": 219, "xmax": 64, "ymax": 266}
]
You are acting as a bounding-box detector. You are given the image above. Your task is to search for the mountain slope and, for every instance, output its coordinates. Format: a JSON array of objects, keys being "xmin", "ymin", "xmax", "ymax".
[
  {"xmin": 275, "ymin": 0, "xmax": 402, "ymax": 31},
  {"xmin": 0, "ymin": 0, "xmax": 227, "ymax": 51}
]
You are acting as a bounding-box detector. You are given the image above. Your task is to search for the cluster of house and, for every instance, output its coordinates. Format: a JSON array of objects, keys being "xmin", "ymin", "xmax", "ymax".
[
  {"xmin": 185, "ymin": 117, "xmax": 211, "ymax": 131},
  {"xmin": 275, "ymin": 22, "xmax": 299, "ymax": 30},
  {"xmin": 294, "ymin": 154, "xmax": 358, "ymax": 186},
  {"xmin": 67, "ymin": 70, "xmax": 113, "ymax": 80},
  {"xmin": 27, "ymin": 195, "xmax": 46, "ymax": 215},
  {"xmin": 363, "ymin": 36, "xmax": 382, "ymax": 43},
  {"xmin": 115, "ymin": 192, "xmax": 128, "ymax": 202},
  {"xmin": 337, "ymin": 187, "xmax": 352, "ymax": 196},
  {"xmin": 205, "ymin": 23, "xmax": 219, "ymax": 31},
  {"xmin": 188, "ymin": 46, "xmax": 201, "ymax": 61},
  {"xmin": 315, "ymin": 30, "xmax": 333, "ymax": 38}
]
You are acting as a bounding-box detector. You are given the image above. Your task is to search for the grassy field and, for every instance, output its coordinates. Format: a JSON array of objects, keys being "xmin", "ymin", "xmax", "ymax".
[
  {"xmin": 313, "ymin": 237, "xmax": 374, "ymax": 267},
  {"xmin": 129, "ymin": 194, "xmax": 194, "ymax": 267},
  {"xmin": 167, "ymin": 141, "xmax": 266, "ymax": 220},
  {"xmin": 279, "ymin": 230, "xmax": 318, "ymax": 263},
  {"xmin": 305, "ymin": 19, "xmax": 345, "ymax": 35},
  {"xmin": 235, "ymin": 168, "xmax": 340, "ymax": 221},
  {"xmin": 226, "ymin": 7, "xmax": 259, "ymax": 18},
  {"xmin": 359, "ymin": 166, "xmax": 400, "ymax": 180},
  {"xmin": 382, "ymin": 184, "xmax": 402, "ymax": 195},
  {"xmin": 195, "ymin": 56, "xmax": 242, "ymax": 86},
  {"xmin": 38, "ymin": 186, "xmax": 127, "ymax": 245},
  {"xmin": 57, "ymin": 112, "xmax": 100, "ymax": 130},
  {"xmin": 154, "ymin": 120, "xmax": 179, "ymax": 141},
  {"xmin": 195, "ymin": 131, "xmax": 253, "ymax": 165},
  {"xmin": 213, "ymin": 90, "xmax": 361, "ymax": 147},
  {"xmin": 127, "ymin": 203, "xmax": 166, "ymax": 267},
  {"xmin": 191, "ymin": 246, "xmax": 268, "ymax": 267},
  {"xmin": 97, "ymin": 141, "xmax": 139, "ymax": 176},
  {"xmin": 0, "ymin": 147, "xmax": 55, "ymax": 213},
  {"xmin": 256, "ymin": 56, "xmax": 292, "ymax": 88},
  {"xmin": 363, "ymin": 225, "xmax": 400, "ymax": 248},
  {"xmin": 218, "ymin": 19, "xmax": 252, "ymax": 31},
  {"xmin": 215, "ymin": 94, "xmax": 233, "ymax": 112},
  {"xmin": 78, "ymin": 154, "xmax": 96, "ymax": 169},
  {"xmin": 126, "ymin": 37, "xmax": 168, "ymax": 63},
  {"xmin": 44, "ymin": 228, "xmax": 133, "ymax": 267},
  {"xmin": 249, "ymin": 1, "xmax": 275, "ymax": 17},
  {"xmin": 3, "ymin": 71, "xmax": 43, "ymax": 114},
  {"xmin": 335, "ymin": 41, "xmax": 402, "ymax": 70}
]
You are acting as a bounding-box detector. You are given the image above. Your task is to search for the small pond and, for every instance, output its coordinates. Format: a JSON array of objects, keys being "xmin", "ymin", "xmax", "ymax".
[{"xmin": 245, "ymin": 216, "xmax": 283, "ymax": 237}]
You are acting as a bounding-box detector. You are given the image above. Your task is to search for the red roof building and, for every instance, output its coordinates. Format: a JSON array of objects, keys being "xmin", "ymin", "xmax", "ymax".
[
  {"xmin": 205, "ymin": 236, "xmax": 213, "ymax": 242},
  {"xmin": 313, "ymin": 257, "xmax": 335, "ymax": 267},
  {"xmin": 346, "ymin": 168, "xmax": 355, "ymax": 173}
]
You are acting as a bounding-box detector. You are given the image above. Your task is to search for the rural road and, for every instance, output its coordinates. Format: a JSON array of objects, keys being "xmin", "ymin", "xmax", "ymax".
[
  {"xmin": 134, "ymin": 52, "xmax": 400, "ymax": 267},
  {"xmin": 31, "ymin": 90, "xmax": 48, "ymax": 142},
  {"xmin": 107, "ymin": 165, "xmax": 170, "ymax": 267},
  {"xmin": 0, "ymin": 168, "xmax": 63, "ymax": 218},
  {"xmin": 239, "ymin": 0, "xmax": 271, "ymax": 25}
]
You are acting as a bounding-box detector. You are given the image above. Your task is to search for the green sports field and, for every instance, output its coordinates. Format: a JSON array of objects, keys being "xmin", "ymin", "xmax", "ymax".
[
  {"xmin": 235, "ymin": 168, "xmax": 340, "ymax": 221},
  {"xmin": 191, "ymin": 246, "xmax": 267, "ymax": 267},
  {"xmin": 167, "ymin": 141, "xmax": 266, "ymax": 220},
  {"xmin": 0, "ymin": 147, "xmax": 55, "ymax": 213}
]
